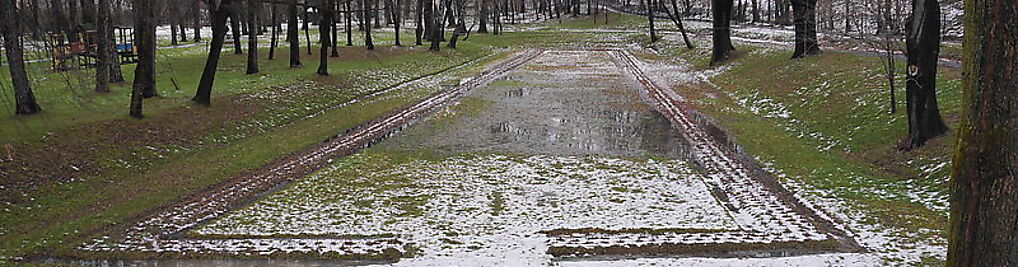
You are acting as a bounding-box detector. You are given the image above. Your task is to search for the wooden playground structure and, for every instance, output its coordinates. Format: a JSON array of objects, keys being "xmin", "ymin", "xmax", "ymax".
[{"xmin": 47, "ymin": 26, "xmax": 138, "ymax": 71}]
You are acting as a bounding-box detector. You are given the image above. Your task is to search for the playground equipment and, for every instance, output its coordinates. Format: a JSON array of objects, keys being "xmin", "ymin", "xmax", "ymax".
[{"xmin": 47, "ymin": 26, "xmax": 138, "ymax": 71}]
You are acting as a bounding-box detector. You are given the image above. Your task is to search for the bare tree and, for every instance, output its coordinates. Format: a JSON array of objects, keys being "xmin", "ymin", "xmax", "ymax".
[
  {"xmin": 900, "ymin": 0, "xmax": 945, "ymax": 149},
  {"xmin": 193, "ymin": 0, "xmax": 233, "ymax": 106},
  {"xmin": 131, "ymin": 0, "xmax": 157, "ymax": 117},
  {"xmin": 318, "ymin": 0, "xmax": 334, "ymax": 75},
  {"xmin": 246, "ymin": 0, "xmax": 260, "ymax": 74},
  {"xmin": 790, "ymin": 0, "xmax": 820, "ymax": 58},
  {"xmin": 288, "ymin": 0, "xmax": 302, "ymax": 66},
  {"xmin": 2, "ymin": 0, "xmax": 42, "ymax": 115},
  {"xmin": 230, "ymin": 1, "xmax": 244, "ymax": 54},
  {"xmin": 710, "ymin": 0, "xmax": 734, "ymax": 65},
  {"xmin": 947, "ymin": 0, "xmax": 1018, "ymax": 265},
  {"xmin": 95, "ymin": 0, "xmax": 113, "ymax": 92}
]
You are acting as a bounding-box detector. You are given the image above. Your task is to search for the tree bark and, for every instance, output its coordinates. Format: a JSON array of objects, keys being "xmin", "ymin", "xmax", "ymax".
[
  {"xmin": 900, "ymin": 0, "xmax": 946, "ymax": 149},
  {"xmin": 429, "ymin": 0, "xmax": 441, "ymax": 51},
  {"xmin": 363, "ymin": 0, "xmax": 375, "ymax": 49},
  {"xmin": 95, "ymin": 0, "xmax": 112, "ymax": 92},
  {"xmin": 790, "ymin": 0, "xmax": 820, "ymax": 58},
  {"xmin": 131, "ymin": 0, "xmax": 157, "ymax": 117},
  {"xmin": 269, "ymin": 3, "xmax": 278, "ymax": 59},
  {"xmin": 2, "ymin": 0, "xmax": 42, "ymax": 115},
  {"xmin": 318, "ymin": 0, "xmax": 333, "ymax": 75},
  {"xmin": 391, "ymin": 0, "xmax": 401, "ymax": 46},
  {"xmin": 644, "ymin": 0, "xmax": 657, "ymax": 43},
  {"xmin": 415, "ymin": 0, "xmax": 423, "ymax": 44},
  {"xmin": 194, "ymin": 0, "xmax": 203, "ymax": 42},
  {"xmin": 303, "ymin": 4, "xmax": 311, "ymax": 55},
  {"xmin": 246, "ymin": 0, "xmax": 260, "ymax": 74},
  {"xmin": 230, "ymin": 2, "xmax": 244, "ymax": 54},
  {"xmin": 192, "ymin": 0, "xmax": 232, "ymax": 106},
  {"xmin": 346, "ymin": 0, "xmax": 353, "ymax": 46},
  {"xmin": 288, "ymin": 0, "xmax": 302, "ymax": 66},
  {"xmin": 331, "ymin": 0, "xmax": 340, "ymax": 55},
  {"xmin": 477, "ymin": 0, "xmax": 488, "ymax": 33},
  {"xmin": 710, "ymin": 0, "xmax": 733, "ymax": 65},
  {"xmin": 947, "ymin": 0, "xmax": 1018, "ymax": 265}
]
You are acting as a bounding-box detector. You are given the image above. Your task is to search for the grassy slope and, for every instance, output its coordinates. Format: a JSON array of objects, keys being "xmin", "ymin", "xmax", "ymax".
[
  {"xmin": 0, "ymin": 29, "xmax": 503, "ymax": 262},
  {"xmin": 655, "ymin": 39, "xmax": 957, "ymax": 264}
]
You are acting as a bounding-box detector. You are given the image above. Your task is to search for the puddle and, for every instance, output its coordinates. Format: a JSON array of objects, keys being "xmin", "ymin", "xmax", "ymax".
[{"xmin": 378, "ymin": 51, "xmax": 693, "ymax": 159}]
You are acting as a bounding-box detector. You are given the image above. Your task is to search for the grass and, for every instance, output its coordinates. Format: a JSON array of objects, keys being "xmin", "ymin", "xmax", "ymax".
[
  {"xmin": 660, "ymin": 39, "xmax": 959, "ymax": 264},
  {"xmin": 0, "ymin": 27, "xmax": 511, "ymax": 263}
]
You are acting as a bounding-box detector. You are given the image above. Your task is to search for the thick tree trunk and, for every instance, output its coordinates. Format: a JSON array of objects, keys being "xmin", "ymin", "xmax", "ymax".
[
  {"xmin": 477, "ymin": 0, "xmax": 488, "ymax": 33},
  {"xmin": 790, "ymin": 0, "xmax": 820, "ymax": 58},
  {"xmin": 246, "ymin": 0, "xmax": 260, "ymax": 74},
  {"xmin": 2, "ymin": 0, "xmax": 42, "ymax": 115},
  {"xmin": 318, "ymin": 0, "xmax": 333, "ymax": 75},
  {"xmin": 710, "ymin": 0, "xmax": 733, "ymax": 65},
  {"xmin": 428, "ymin": 0, "xmax": 440, "ymax": 51},
  {"xmin": 193, "ymin": 0, "xmax": 232, "ymax": 106},
  {"xmin": 288, "ymin": 0, "xmax": 302, "ymax": 66},
  {"xmin": 95, "ymin": 0, "xmax": 112, "ymax": 92},
  {"xmin": 131, "ymin": 0, "xmax": 157, "ymax": 117},
  {"xmin": 947, "ymin": 0, "xmax": 1018, "ymax": 265},
  {"xmin": 900, "ymin": 0, "xmax": 946, "ymax": 149}
]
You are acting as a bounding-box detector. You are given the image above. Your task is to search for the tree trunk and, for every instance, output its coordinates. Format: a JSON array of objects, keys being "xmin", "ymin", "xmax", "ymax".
[
  {"xmin": 790, "ymin": 0, "xmax": 820, "ymax": 58},
  {"xmin": 288, "ymin": 0, "xmax": 301, "ymax": 66},
  {"xmin": 318, "ymin": 0, "xmax": 333, "ymax": 75},
  {"xmin": 644, "ymin": 0, "xmax": 657, "ymax": 43},
  {"xmin": 947, "ymin": 0, "xmax": 1018, "ymax": 265},
  {"xmin": 710, "ymin": 0, "xmax": 733, "ymax": 65},
  {"xmin": 230, "ymin": 3, "xmax": 243, "ymax": 54},
  {"xmin": 171, "ymin": 22, "xmax": 179, "ymax": 46},
  {"xmin": 899, "ymin": 0, "xmax": 947, "ymax": 149},
  {"xmin": 246, "ymin": 0, "xmax": 259, "ymax": 74},
  {"xmin": 446, "ymin": 22, "xmax": 464, "ymax": 48},
  {"xmin": 131, "ymin": 0, "xmax": 157, "ymax": 117},
  {"xmin": 303, "ymin": 5, "xmax": 312, "ymax": 55},
  {"xmin": 346, "ymin": 0, "xmax": 353, "ymax": 46},
  {"xmin": 428, "ymin": 0, "xmax": 440, "ymax": 51},
  {"xmin": 391, "ymin": 0, "xmax": 401, "ymax": 46},
  {"xmin": 477, "ymin": 0, "xmax": 488, "ymax": 33},
  {"xmin": 363, "ymin": 0, "xmax": 374, "ymax": 49},
  {"xmin": 662, "ymin": 0, "xmax": 693, "ymax": 49},
  {"xmin": 193, "ymin": 0, "xmax": 232, "ymax": 106},
  {"xmin": 331, "ymin": 0, "xmax": 340, "ymax": 55},
  {"xmin": 2, "ymin": 0, "xmax": 42, "ymax": 115},
  {"xmin": 194, "ymin": 0, "xmax": 203, "ymax": 42},
  {"xmin": 95, "ymin": 0, "xmax": 112, "ymax": 92},
  {"xmin": 415, "ymin": 0, "xmax": 423, "ymax": 44},
  {"xmin": 269, "ymin": 3, "xmax": 278, "ymax": 59}
]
